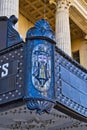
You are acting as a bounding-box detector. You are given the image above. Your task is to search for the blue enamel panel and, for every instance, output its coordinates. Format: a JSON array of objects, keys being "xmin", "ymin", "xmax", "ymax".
[{"xmin": 24, "ymin": 19, "xmax": 56, "ymax": 114}]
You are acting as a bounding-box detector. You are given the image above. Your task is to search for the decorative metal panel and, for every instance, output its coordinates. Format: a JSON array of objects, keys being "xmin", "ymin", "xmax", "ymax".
[
  {"xmin": 0, "ymin": 14, "xmax": 87, "ymax": 122},
  {"xmin": 55, "ymin": 47, "xmax": 87, "ymax": 119},
  {"xmin": 24, "ymin": 19, "xmax": 56, "ymax": 114},
  {"xmin": 0, "ymin": 43, "xmax": 24, "ymax": 105},
  {"xmin": 0, "ymin": 15, "xmax": 24, "ymax": 105}
]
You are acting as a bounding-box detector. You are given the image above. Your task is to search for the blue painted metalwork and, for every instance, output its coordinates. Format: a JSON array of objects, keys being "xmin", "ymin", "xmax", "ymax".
[
  {"xmin": 0, "ymin": 43, "xmax": 24, "ymax": 105},
  {"xmin": 55, "ymin": 47, "xmax": 87, "ymax": 119},
  {"xmin": 7, "ymin": 15, "xmax": 23, "ymax": 47},
  {"xmin": 0, "ymin": 15, "xmax": 87, "ymax": 122},
  {"xmin": 0, "ymin": 16, "xmax": 24, "ymax": 106},
  {"xmin": 24, "ymin": 19, "xmax": 56, "ymax": 114},
  {"xmin": 0, "ymin": 15, "xmax": 23, "ymax": 51}
]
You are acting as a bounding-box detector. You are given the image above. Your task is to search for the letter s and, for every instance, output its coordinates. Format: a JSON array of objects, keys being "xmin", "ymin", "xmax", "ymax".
[{"xmin": 1, "ymin": 63, "xmax": 9, "ymax": 77}]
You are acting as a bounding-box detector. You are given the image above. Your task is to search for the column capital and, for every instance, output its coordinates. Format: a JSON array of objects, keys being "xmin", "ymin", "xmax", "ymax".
[
  {"xmin": 49, "ymin": 0, "xmax": 74, "ymax": 10},
  {"xmin": 58, "ymin": 0, "xmax": 71, "ymax": 8},
  {"xmin": 57, "ymin": 0, "xmax": 74, "ymax": 12}
]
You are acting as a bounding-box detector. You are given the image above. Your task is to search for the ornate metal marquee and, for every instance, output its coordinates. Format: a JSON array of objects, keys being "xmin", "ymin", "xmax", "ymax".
[{"xmin": 0, "ymin": 16, "xmax": 87, "ymax": 122}]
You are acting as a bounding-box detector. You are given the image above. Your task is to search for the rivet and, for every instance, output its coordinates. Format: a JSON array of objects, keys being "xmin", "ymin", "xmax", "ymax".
[
  {"xmin": 16, "ymin": 82, "xmax": 19, "ymax": 85},
  {"xmin": 16, "ymin": 74, "xmax": 19, "ymax": 78},
  {"xmin": 20, "ymin": 63, "xmax": 23, "ymax": 66},
  {"xmin": 12, "ymin": 55, "xmax": 14, "ymax": 58},
  {"xmin": 15, "ymin": 51, "xmax": 17, "ymax": 54},
  {"xmin": 6, "ymin": 97, "xmax": 8, "ymax": 99},
  {"xmin": 19, "ymin": 69, "xmax": 22, "ymax": 73},
  {"xmin": 9, "ymin": 92, "xmax": 12, "ymax": 95},
  {"xmin": 9, "ymin": 53, "xmax": 12, "ymax": 56},
  {"xmin": 0, "ymin": 60, "xmax": 3, "ymax": 63},
  {"xmin": 19, "ymin": 84, "xmax": 22, "ymax": 88},
  {"xmin": 19, "ymin": 77, "xmax": 22, "ymax": 80},
  {"xmin": 18, "ymin": 53, "xmax": 20, "ymax": 56},
  {"xmin": 12, "ymin": 94, "xmax": 15, "ymax": 97},
  {"xmin": 0, "ymin": 98, "xmax": 2, "ymax": 101},
  {"xmin": 15, "ymin": 90, "xmax": 18, "ymax": 93},
  {"xmin": 3, "ymin": 94, "xmax": 5, "ymax": 97},
  {"xmin": 18, "ymin": 92, "xmax": 21, "ymax": 95},
  {"xmin": 20, "ymin": 56, "xmax": 23, "ymax": 58}
]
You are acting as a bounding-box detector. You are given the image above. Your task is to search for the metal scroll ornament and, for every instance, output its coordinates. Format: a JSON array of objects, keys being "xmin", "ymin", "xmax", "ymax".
[{"xmin": 24, "ymin": 19, "xmax": 56, "ymax": 114}]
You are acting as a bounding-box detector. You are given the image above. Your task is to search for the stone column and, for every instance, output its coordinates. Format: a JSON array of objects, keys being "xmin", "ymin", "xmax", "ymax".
[
  {"xmin": 56, "ymin": 0, "xmax": 72, "ymax": 56},
  {"xmin": 0, "ymin": 0, "xmax": 19, "ymax": 18}
]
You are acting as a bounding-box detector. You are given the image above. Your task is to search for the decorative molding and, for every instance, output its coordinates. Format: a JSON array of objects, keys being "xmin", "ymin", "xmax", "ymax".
[
  {"xmin": 49, "ymin": 0, "xmax": 73, "ymax": 11},
  {"xmin": 57, "ymin": 0, "xmax": 73, "ymax": 10},
  {"xmin": 70, "ymin": 6, "xmax": 87, "ymax": 34},
  {"xmin": 72, "ymin": 0, "xmax": 87, "ymax": 19}
]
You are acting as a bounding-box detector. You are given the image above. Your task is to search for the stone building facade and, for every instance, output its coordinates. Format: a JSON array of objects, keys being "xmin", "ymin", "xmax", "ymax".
[{"xmin": 0, "ymin": 0, "xmax": 87, "ymax": 130}]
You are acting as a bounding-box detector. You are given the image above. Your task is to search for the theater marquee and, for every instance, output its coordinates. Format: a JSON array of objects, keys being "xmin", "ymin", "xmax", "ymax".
[
  {"xmin": 0, "ymin": 43, "xmax": 24, "ymax": 104},
  {"xmin": 0, "ymin": 16, "xmax": 87, "ymax": 122},
  {"xmin": 0, "ymin": 16, "xmax": 23, "ymax": 105}
]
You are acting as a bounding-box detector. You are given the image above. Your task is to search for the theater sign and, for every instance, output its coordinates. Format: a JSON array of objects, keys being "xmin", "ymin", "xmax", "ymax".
[
  {"xmin": 0, "ymin": 16, "xmax": 87, "ymax": 122},
  {"xmin": 0, "ymin": 16, "xmax": 24, "ymax": 106}
]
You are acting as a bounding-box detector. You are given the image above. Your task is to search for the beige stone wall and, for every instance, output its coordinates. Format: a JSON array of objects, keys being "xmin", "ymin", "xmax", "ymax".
[
  {"xmin": 71, "ymin": 39, "xmax": 87, "ymax": 68},
  {"xmin": 18, "ymin": 13, "xmax": 34, "ymax": 40}
]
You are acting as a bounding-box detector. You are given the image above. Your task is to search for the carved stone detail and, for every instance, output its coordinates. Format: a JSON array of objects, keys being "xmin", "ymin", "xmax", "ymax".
[
  {"xmin": 57, "ymin": 0, "xmax": 72, "ymax": 12},
  {"xmin": 49, "ymin": 0, "xmax": 73, "ymax": 11}
]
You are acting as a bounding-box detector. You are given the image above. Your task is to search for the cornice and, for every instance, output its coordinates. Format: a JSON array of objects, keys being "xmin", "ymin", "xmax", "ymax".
[
  {"xmin": 72, "ymin": 0, "xmax": 87, "ymax": 18},
  {"xmin": 69, "ymin": 0, "xmax": 87, "ymax": 35},
  {"xmin": 70, "ymin": 7, "xmax": 87, "ymax": 34},
  {"xmin": 79, "ymin": 0, "xmax": 87, "ymax": 10}
]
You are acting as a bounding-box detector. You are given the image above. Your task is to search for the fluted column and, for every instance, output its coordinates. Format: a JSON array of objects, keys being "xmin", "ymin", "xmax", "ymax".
[
  {"xmin": 0, "ymin": 0, "xmax": 19, "ymax": 18},
  {"xmin": 56, "ymin": 0, "xmax": 72, "ymax": 56}
]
